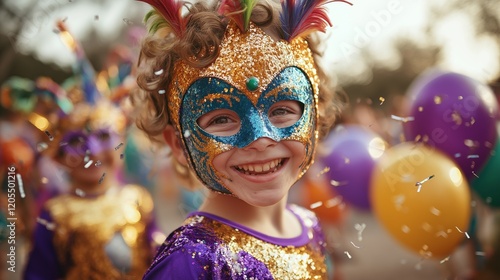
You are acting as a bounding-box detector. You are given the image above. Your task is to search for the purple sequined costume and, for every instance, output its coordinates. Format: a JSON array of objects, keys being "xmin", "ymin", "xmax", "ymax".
[
  {"xmin": 24, "ymin": 185, "xmax": 156, "ymax": 280},
  {"xmin": 144, "ymin": 204, "xmax": 329, "ymax": 280}
]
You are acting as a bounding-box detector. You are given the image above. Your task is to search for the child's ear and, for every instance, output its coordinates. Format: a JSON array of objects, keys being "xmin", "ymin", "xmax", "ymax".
[{"xmin": 163, "ymin": 125, "xmax": 188, "ymax": 166}]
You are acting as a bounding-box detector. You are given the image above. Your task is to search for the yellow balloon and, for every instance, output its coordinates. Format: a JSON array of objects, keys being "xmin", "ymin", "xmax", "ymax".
[{"xmin": 370, "ymin": 143, "xmax": 471, "ymax": 259}]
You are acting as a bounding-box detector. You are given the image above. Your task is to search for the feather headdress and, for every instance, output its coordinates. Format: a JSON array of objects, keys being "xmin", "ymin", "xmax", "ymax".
[
  {"xmin": 138, "ymin": 0, "xmax": 351, "ymax": 38},
  {"xmin": 280, "ymin": 0, "xmax": 352, "ymax": 41},
  {"xmin": 56, "ymin": 21, "xmax": 101, "ymax": 105},
  {"xmin": 140, "ymin": 0, "xmax": 187, "ymax": 36},
  {"xmin": 218, "ymin": 0, "xmax": 258, "ymax": 32}
]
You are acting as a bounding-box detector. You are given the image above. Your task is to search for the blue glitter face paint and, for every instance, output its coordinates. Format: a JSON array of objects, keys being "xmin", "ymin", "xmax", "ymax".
[{"xmin": 180, "ymin": 67, "xmax": 316, "ymax": 193}]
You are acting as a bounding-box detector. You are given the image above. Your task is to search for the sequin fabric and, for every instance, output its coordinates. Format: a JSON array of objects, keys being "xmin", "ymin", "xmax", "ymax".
[
  {"xmin": 143, "ymin": 204, "xmax": 328, "ymax": 280},
  {"xmin": 46, "ymin": 184, "xmax": 154, "ymax": 279}
]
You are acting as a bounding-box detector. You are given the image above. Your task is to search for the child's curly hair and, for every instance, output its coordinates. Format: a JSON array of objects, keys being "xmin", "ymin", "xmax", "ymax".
[{"xmin": 133, "ymin": 0, "xmax": 345, "ymax": 188}]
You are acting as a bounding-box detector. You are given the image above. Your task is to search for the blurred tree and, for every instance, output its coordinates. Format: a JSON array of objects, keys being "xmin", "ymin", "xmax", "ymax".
[
  {"xmin": 0, "ymin": 0, "xmax": 74, "ymax": 83},
  {"xmin": 340, "ymin": 0, "xmax": 499, "ymax": 115}
]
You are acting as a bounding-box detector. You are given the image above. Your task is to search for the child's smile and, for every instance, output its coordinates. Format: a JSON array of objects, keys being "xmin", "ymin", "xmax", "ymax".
[{"xmin": 233, "ymin": 158, "xmax": 285, "ymax": 175}]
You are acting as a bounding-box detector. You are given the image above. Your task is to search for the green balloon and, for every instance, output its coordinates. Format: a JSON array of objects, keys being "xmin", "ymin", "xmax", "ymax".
[{"xmin": 471, "ymin": 134, "xmax": 500, "ymax": 208}]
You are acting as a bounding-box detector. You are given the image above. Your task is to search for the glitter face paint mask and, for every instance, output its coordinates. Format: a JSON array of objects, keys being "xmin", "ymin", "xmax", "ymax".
[
  {"xmin": 169, "ymin": 23, "xmax": 320, "ymax": 194},
  {"xmin": 57, "ymin": 128, "xmax": 120, "ymax": 158}
]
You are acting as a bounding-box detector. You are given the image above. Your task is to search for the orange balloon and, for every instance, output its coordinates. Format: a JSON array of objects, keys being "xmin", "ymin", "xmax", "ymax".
[
  {"xmin": 370, "ymin": 143, "xmax": 471, "ymax": 259},
  {"xmin": 302, "ymin": 178, "xmax": 346, "ymax": 225}
]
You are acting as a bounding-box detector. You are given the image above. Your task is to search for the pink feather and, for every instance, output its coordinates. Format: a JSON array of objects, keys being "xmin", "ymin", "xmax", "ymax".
[{"xmin": 218, "ymin": 0, "xmax": 245, "ymax": 32}]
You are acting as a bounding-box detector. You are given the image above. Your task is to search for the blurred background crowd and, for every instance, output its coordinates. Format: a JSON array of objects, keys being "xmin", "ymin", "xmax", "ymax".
[{"xmin": 1, "ymin": 0, "xmax": 500, "ymax": 279}]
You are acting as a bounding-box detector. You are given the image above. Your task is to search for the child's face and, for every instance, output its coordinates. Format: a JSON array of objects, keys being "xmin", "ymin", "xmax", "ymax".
[
  {"xmin": 178, "ymin": 66, "xmax": 316, "ymax": 194},
  {"xmin": 207, "ymin": 115, "xmax": 307, "ymax": 207}
]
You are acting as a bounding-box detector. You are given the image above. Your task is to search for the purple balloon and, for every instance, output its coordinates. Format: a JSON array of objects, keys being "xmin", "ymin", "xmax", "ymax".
[
  {"xmin": 321, "ymin": 125, "xmax": 385, "ymax": 210},
  {"xmin": 404, "ymin": 70, "xmax": 498, "ymax": 179}
]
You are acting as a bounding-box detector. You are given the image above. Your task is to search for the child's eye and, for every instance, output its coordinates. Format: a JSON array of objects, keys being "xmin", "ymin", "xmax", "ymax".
[
  {"xmin": 211, "ymin": 116, "xmax": 232, "ymax": 125},
  {"xmin": 95, "ymin": 131, "xmax": 111, "ymax": 141},
  {"xmin": 269, "ymin": 100, "xmax": 304, "ymax": 128},
  {"xmin": 68, "ymin": 135, "xmax": 86, "ymax": 147},
  {"xmin": 197, "ymin": 109, "xmax": 241, "ymax": 136}
]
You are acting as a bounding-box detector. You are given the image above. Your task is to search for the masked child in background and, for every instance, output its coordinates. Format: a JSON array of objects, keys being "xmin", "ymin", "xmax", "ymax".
[
  {"xmin": 133, "ymin": 0, "xmax": 347, "ymax": 279},
  {"xmin": 21, "ymin": 29, "xmax": 162, "ymax": 277},
  {"xmin": 23, "ymin": 94, "xmax": 157, "ymax": 279}
]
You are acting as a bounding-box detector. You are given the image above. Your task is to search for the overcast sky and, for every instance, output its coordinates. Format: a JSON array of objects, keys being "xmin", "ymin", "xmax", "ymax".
[{"xmin": 7, "ymin": 0, "xmax": 500, "ymax": 85}]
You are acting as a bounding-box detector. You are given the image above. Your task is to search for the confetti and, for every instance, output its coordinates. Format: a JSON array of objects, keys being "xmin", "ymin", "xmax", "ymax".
[
  {"xmin": 415, "ymin": 262, "xmax": 422, "ymax": 270},
  {"xmin": 472, "ymin": 171, "xmax": 479, "ymax": 178},
  {"xmin": 75, "ymin": 188, "xmax": 86, "ymax": 197},
  {"xmin": 17, "ymin": 174, "xmax": 25, "ymax": 198},
  {"xmin": 37, "ymin": 142, "xmax": 48, "ymax": 152},
  {"xmin": 122, "ymin": 18, "xmax": 134, "ymax": 25},
  {"xmin": 458, "ymin": 228, "xmax": 471, "ymax": 237},
  {"xmin": 159, "ymin": 89, "xmax": 166, "ymax": 94},
  {"xmin": 325, "ymin": 197, "xmax": 342, "ymax": 208},
  {"xmin": 434, "ymin": 95, "xmax": 442, "ymax": 104},
  {"xmin": 454, "ymin": 153, "xmax": 461, "ymax": 158},
  {"xmin": 154, "ymin": 69, "xmax": 164, "ymax": 75},
  {"xmin": 436, "ymin": 231, "xmax": 448, "ymax": 238},
  {"xmin": 84, "ymin": 160, "xmax": 94, "ymax": 168},
  {"xmin": 415, "ymin": 175, "xmax": 434, "ymax": 192},
  {"xmin": 114, "ymin": 142, "xmax": 124, "ymax": 151},
  {"xmin": 37, "ymin": 217, "xmax": 55, "ymax": 230},
  {"xmin": 379, "ymin": 97, "xmax": 385, "ymax": 105},
  {"xmin": 83, "ymin": 150, "xmax": 90, "ymax": 163},
  {"xmin": 44, "ymin": 130, "xmax": 54, "ymax": 141},
  {"xmin": 391, "ymin": 115, "xmax": 415, "ymax": 123},
  {"xmin": 467, "ymin": 154, "xmax": 479, "ymax": 159},
  {"xmin": 184, "ymin": 130, "xmax": 191, "ymax": 138},
  {"xmin": 317, "ymin": 166, "xmax": 330, "ymax": 176},
  {"xmin": 354, "ymin": 223, "xmax": 366, "ymax": 241},
  {"xmin": 98, "ymin": 172, "xmax": 106, "ymax": 184},
  {"xmin": 95, "ymin": 160, "xmax": 102, "ymax": 167},
  {"xmin": 402, "ymin": 225, "xmax": 410, "ymax": 233},
  {"xmin": 475, "ymin": 251, "xmax": 485, "ymax": 256},
  {"xmin": 330, "ymin": 180, "xmax": 347, "ymax": 187},
  {"xmin": 440, "ymin": 256, "xmax": 450, "ymax": 264},
  {"xmin": 350, "ymin": 241, "xmax": 360, "ymax": 248},
  {"xmin": 120, "ymin": 153, "xmax": 124, "ymax": 159},
  {"xmin": 310, "ymin": 201, "xmax": 322, "ymax": 209},
  {"xmin": 344, "ymin": 251, "xmax": 352, "ymax": 259},
  {"xmin": 464, "ymin": 139, "xmax": 478, "ymax": 148},
  {"xmin": 430, "ymin": 207, "xmax": 440, "ymax": 216}
]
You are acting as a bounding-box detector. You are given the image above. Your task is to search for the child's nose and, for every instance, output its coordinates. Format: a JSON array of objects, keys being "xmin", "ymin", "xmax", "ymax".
[{"xmin": 242, "ymin": 137, "xmax": 277, "ymax": 152}]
